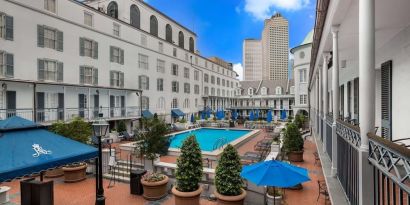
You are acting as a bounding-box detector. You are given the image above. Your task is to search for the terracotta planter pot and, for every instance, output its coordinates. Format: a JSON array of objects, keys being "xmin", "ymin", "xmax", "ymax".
[
  {"xmin": 266, "ymin": 193, "xmax": 282, "ymax": 205},
  {"xmin": 62, "ymin": 164, "xmax": 87, "ymax": 183},
  {"xmin": 44, "ymin": 168, "xmax": 64, "ymax": 178},
  {"xmin": 172, "ymin": 186, "xmax": 202, "ymax": 205},
  {"xmin": 288, "ymin": 151, "xmax": 304, "ymax": 162},
  {"xmin": 214, "ymin": 189, "xmax": 247, "ymax": 205},
  {"xmin": 141, "ymin": 175, "xmax": 169, "ymax": 200}
]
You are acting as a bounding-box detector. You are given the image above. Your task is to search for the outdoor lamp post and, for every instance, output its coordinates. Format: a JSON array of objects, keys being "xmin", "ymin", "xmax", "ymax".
[{"xmin": 92, "ymin": 113, "xmax": 109, "ymax": 205}]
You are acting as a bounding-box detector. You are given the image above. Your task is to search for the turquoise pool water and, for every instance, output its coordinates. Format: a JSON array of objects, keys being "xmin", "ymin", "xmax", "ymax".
[{"xmin": 169, "ymin": 128, "xmax": 251, "ymax": 152}]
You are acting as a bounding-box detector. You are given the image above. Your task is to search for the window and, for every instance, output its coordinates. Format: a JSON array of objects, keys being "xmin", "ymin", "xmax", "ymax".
[
  {"xmin": 113, "ymin": 23, "xmax": 120, "ymax": 36},
  {"xmin": 158, "ymin": 42, "xmax": 164, "ymax": 53},
  {"xmin": 44, "ymin": 0, "xmax": 56, "ymax": 13},
  {"xmin": 107, "ymin": 1, "xmax": 118, "ymax": 18},
  {"xmin": 184, "ymin": 67, "xmax": 189, "ymax": 79},
  {"xmin": 194, "ymin": 70, "xmax": 199, "ymax": 81},
  {"xmin": 189, "ymin": 37, "xmax": 194, "ymax": 52},
  {"xmin": 204, "ymin": 87, "xmax": 209, "ymax": 95},
  {"xmin": 299, "ymin": 51, "xmax": 305, "ymax": 59},
  {"xmin": 157, "ymin": 78, "xmax": 164, "ymax": 91},
  {"xmin": 299, "ymin": 69, "xmax": 307, "ymax": 82},
  {"xmin": 138, "ymin": 75, "xmax": 149, "ymax": 90},
  {"xmin": 184, "ymin": 83, "xmax": 190, "ymax": 94},
  {"xmin": 178, "ymin": 31, "xmax": 184, "ymax": 48},
  {"xmin": 217, "ymin": 89, "xmax": 220, "ymax": 96},
  {"xmin": 211, "ymin": 76, "xmax": 215, "ymax": 84},
  {"xmin": 80, "ymin": 38, "xmax": 98, "ymax": 59},
  {"xmin": 172, "ymin": 81, "xmax": 179, "ymax": 93},
  {"xmin": 171, "ymin": 98, "xmax": 178, "ymax": 109},
  {"xmin": 37, "ymin": 25, "xmax": 63, "ymax": 51},
  {"xmin": 84, "ymin": 12, "xmax": 93, "ymax": 27},
  {"xmin": 0, "ymin": 51, "xmax": 14, "ymax": 77},
  {"xmin": 110, "ymin": 46, "xmax": 124, "ymax": 64},
  {"xmin": 185, "ymin": 53, "xmax": 189, "ymax": 61},
  {"xmin": 204, "ymin": 74, "xmax": 209, "ymax": 83},
  {"xmin": 157, "ymin": 59, "xmax": 165, "ymax": 73},
  {"xmin": 183, "ymin": 98, "xmax": 190, "ymax": 109},
  {"xmin": 194, "ymin": 85, "xmax": 200, "ymax": 94},
  {"xmin": 157, "ymin": 97, "xmax": 165, "ymax": 110},
  {"xmin": 130, "ymin": 5, "xmax": 140, "ymax": 28},
  {"xmin": 222, "ymin": 90, "xmax": 225, "ymax": 97},
  {"xmin": 222, "ymin": 79, "xmax": 225, "ymax": 86},
  {"xmin": 166, "ymin": 24, "xmax": 172, "ymax": 43},
  {"xmin": 37, "ymin": 59, "xmax": 63, "ymax": 82},
  {"xmin": 195, "ymin": 57, "xmax": 198, "ymax": 65},
  {"xmin": 79, "ymin": 66, "xmax": 98, "ymax": 85},
  {"xmin": 171, "ymin": 64, "xmax": 178, "ymax": 76},
  {"xmin": 261, "ymin": 87, "xmax": 268, "ymax": 95},
  {"xmin": 173, "ymin": 48, "xmax": 177, "ymax": 57},
  {"xmin": 141, "ymin": 96, "xmax": 149, "ymax": 110},
  {"xmin": 226, "ymin": 80, "xmax": 230, "ymax": 88},
  {"xmin": 300, "ymin": 95, "xmax": 307, "ymax": 105},
  {"xmin": 275, "ymin": 87, "xmax": 282, "ymax": 95},
  {"xmin": 110, "ymin": 70, "xmax": 124, "ymax": 88},
  {"xmin": 217, "ymin": 77, "xmax": 220, "ymax": 85},
  {"xmin": 140, "ymin": 34, "xmax": 147, "ymax": 46},
  {"xmin": 211, "ymin": 88, "xmax": 215, "ymax": 96},
  {"xmin": 195, "ymin": 98, "xmax": 198, "ymax": 108},
  {"xmin": 290, "ymin": 86, "xmax": 295, "ymax": 94},
  {"xmin": 248, "ymin": 88, "xmax": 253, "ymax": 95},
  {"xmin": 150, "ymin": 15, "xmax": 158, "ymax": 36},
  {"xmin": 138, "ymin": 54, "xmax": 148, "ymax": 70}
]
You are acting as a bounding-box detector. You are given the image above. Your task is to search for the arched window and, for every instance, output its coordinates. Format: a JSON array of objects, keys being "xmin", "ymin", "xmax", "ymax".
[
  {"xmin": 248, "ymin": 88, "xmax": 254, "ymax": 95},
  {"xmin": 130, "ymin": 5, "xmax": 140, "ymax": 28},
  {"xmin": 171, "ymin": 98, "xmax": 178, "ymax": 109},
  {"xmin": 276, "ymin": 86, "xmax": 282, "ymax": 95},
  {"xmin": 261, "ymin": 87, "xmax": 268, "ymax": 95},
  {"xmin": 165, "ymin": 24, "xmax": 172, "ymax": 43},
  {"xmin": 107, "ymin": 2, "xmax": 118, "ymax": 18},
  {"xmin": 178, "ymin": 31, "xmax": 184, "ymax": 48},
  {"xmin": 189, "ymin": 37, "xmax": 194, "ymax": 52},
  {"xmin": 150, "ymin": 15, "xmax": 158, "ymax": 36}
]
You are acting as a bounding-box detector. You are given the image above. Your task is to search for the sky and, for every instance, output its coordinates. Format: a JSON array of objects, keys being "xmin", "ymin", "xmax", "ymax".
[{"xmin": 145, "ymin": 0, "xmax": 316, "ymax": 80}]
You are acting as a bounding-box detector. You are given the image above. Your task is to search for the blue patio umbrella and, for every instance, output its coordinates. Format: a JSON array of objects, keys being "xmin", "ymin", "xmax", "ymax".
[
  {"xmin": 207, "ymin": 109, "xmax": 211, "ymax": 118},
  {"xmin": 281, "ymin": 110, "xmax": 287, "ymax": 120},
  {"xmin": 241, "ymin": 160, "xmax": 310, "ymax": 187},
  {"xmin": 232, "ymin": 110, "xmax": 238, "ymax": 120},
  {"xmin": 190, "ymin": 113, "xmax": 195, "ymax": 123},
  {"xmin": 267, "ymin": 110, "xmax": 273, "ymax": 123},
  {"xmin": 249, "ymin": 110, "xmax": 254, "ymax": 121},
  {"xmin": 255, "ymin": 109, "xmax": 259, "ymax": 119}
]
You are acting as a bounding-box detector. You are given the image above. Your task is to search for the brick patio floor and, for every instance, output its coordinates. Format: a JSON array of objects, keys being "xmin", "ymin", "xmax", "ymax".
[{"xmin": 1, "ymin": 125, "xmax": 330, "ymax": 205}]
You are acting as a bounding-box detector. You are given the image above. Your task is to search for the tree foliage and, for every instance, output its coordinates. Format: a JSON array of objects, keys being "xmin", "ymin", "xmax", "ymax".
[
  {"xmin": 294, "ymin": 114, "xmax": 306, "ymax": 129},
  {"xmin": 117, "ymin": 120, "xmax": 127, "ymax": 133},
  {"xmin": 49, "ymin": 117, "xmax": 92, "ymax": 144},
  {"xmin": 135, "ymin": 117, "xmax": 169, "ymax": 160},
  {"xmin": 283, "ymin": 122, "xmax": 304, "ymax": 152},
  {"xmin": 175, "ymin": 135, "xmax": 203, "ymax": 192},
  {"xmin": 215, "ymin": 144, "xmax": 243, "ymax": 196}
]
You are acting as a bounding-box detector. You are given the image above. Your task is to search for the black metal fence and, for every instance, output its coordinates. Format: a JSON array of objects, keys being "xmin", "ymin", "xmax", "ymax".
[
  {"xmin": 326, "ymin": 118, "xmax": 333, "ymax": 160},
  {"xmin": 368, "ymin": 133, "xmax": 410, "ymax": 205},
  {"xmin": 337, "ymin": 120, "xmax": 361, "ymax": 205}
]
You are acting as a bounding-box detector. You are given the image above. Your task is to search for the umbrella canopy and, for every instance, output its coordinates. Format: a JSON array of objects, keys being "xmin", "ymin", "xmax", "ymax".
[
  {"xmin": 267, "ymin": 110, "xmax": 273, "ymax": 123},
  {"xmin": 201, "ymin": 112, "xmax": 205, "ymax": 120},
  {"xmin": 190, "ymin": 113, "xmax": 195, "ymax": 123},
  {"xmin": 281, "ymin": 110, "xmax": 287, "ymax": 120},
  {"xmin": 232, "ymin": 110, "xmax": 238, "ymax": 120},
  {"xmin": 241, "ymin": 160, "xmax": 310, "ymax": 187},
  {"xmin": 255, "ymin": 110, "xmax": 259, "ymax": 119},
  {"xmin": 249, "ymin": 110, "xmax": 254, "ymax": 121}
]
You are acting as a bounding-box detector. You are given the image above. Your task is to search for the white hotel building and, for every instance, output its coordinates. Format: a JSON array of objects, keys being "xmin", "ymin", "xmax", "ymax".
[{"xmin": 0, "ymin": 0, "xmax": 239, "ymax": 128}]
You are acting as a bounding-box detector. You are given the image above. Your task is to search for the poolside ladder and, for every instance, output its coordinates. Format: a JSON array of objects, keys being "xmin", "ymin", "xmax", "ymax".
[{"xmin": 213, "ymin": 137, "xmax": 228, "ymax": 150}]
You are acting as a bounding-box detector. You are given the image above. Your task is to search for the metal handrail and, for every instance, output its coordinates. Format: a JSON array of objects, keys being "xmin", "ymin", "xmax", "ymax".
[{"xmin": 336, "ymin": 119, "xmax": 361, "ymax": 149}]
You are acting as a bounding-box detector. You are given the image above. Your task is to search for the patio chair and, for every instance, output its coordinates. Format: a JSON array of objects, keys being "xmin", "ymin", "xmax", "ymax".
[
  {"xmin": 317, "ymin": 180, "xmax": 329, "ymax": 204},
  {"xmin": 254, "ymin": 139, "xmax": 273, "ymax": 151}
]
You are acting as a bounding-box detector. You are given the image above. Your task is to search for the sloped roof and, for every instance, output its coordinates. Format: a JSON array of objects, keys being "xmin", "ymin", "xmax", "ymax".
[
  {"xmin": 0, "ymin": 116, "xmax": 39, "ymax": 130},
  {"xmin": 238, "ymin": 79, "xmax": 294, "ymax": 95},
  {"xmin": 301, "ymin": 29, "xmax": 314, "ymax": 45}
]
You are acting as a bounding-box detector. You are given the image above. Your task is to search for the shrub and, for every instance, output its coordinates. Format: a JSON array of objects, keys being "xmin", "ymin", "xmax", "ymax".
[
  {"xmin": 294, "ymin": 114, "xmax": 306, "ymax": 129},
  {"xmin": 178, "ymin": 118, "xmax": 187, "ymax": 123},
  {"xmin": 142, "ymin": 172, "xmax": 166, "ymax": 183},
  {"xmin": 215, "ymin": 144, "xmax": 243, "ymax": 196},
  {"xmin": 49, "ymin": 117, "xmax": 92, "ymax": 144},
  {"xmin": 175, "ymin": 135, "xmax": 203, "ymax": 192},
  {"xmin": 267, "ymin": 187, "xmax": 282, "ymax": 197},
  {"xmin": 283, "ymin": 122, "xmax": 303, "ymax": 152},
  {"xmin": 136, "ymin": 117, "xmax": 169, "ymax": 160},
  {"xmin": 117, "ymin": 120, "xmax": 127, "ymax": 133}
]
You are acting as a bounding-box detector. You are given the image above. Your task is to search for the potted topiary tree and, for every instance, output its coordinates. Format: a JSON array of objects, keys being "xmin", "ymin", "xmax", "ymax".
[
  {"xmin": 283, "ymin": 123, "xmax": 304, "ymax": 162},
  {"xmin": 136, "ymin": 117, "xmax": 170, "ymax": 199},
  {"xmin": 172, "ymin": 135, "xmax": 203, "ymax": 205},
  {"xmin": 214, "ymin": 144, "xmax": 246, "ymax": 205},
  {"xmin": 49, "ymin": 117, "xmax": 92, "ymax": 182}
]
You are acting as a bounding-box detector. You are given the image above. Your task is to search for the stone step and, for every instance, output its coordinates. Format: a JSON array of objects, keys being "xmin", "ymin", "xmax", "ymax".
[{"xmin": 103, "ymin": 173, "xmax": 130, "ymax": 183}]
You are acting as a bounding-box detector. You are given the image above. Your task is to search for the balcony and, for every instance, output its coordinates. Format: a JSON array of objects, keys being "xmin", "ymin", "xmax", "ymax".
[{"xmin": 0, "ymin": 107, "xmax": 141, "ymax": 124}]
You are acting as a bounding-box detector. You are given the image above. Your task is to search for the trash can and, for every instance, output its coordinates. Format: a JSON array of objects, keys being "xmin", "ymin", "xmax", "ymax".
[
  {"xmin": 20, "ymin": 178, "xmax": 53, "ymax": 205},
  {"xmin": 130, "ymin": 169, "xmax": 146, "ymax": 195}
]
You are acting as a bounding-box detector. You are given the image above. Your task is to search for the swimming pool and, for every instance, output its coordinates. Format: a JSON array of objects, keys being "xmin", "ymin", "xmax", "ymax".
[{"xmin": 169, "ymin": 128, "xmax": 252, "ymax": 152}]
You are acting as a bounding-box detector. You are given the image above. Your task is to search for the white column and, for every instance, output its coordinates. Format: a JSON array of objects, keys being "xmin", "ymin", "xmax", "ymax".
[
  {"xmin": 322, "ymin": 53, "xmax": 330, "ymax": 153},
  {"xmin": 331, "ymin": 25, "xmax": 340, "ymax": 176},
  {"xmin": 318, "ymin": 68, "xmax": 322, "ymax": 140},
  {"xmin": 359, "ymin": 0, "xmax": 375, "ymax": 204},
  {"xmin": 316, "ymin": 73, "xmax": 320, "ymax": 135}
]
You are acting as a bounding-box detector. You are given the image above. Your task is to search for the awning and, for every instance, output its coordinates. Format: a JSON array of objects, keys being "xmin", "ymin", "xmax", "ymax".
[
  {"xmin": 171, "ymin": 109, "xmax": 185, "ymax": 117},
  {"xmin": 0, "ymin": 116, "xmax": 98, "ymax": 182},
  {"xmin": 142, "ymin": 110, "xmax": 154, "ymax": 119}
]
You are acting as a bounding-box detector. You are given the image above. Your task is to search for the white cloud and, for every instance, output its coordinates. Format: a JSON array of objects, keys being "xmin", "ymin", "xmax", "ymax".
[
  {"xmin": 233, "ymin": 63, "xmax": 244, "ymax": 81},
  {"xmin": 244, "ymin": 0, "xmax": 310, "ymax": 20}
]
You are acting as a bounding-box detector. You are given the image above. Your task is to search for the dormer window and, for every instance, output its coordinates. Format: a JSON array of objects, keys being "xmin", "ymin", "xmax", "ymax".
[
  {"xmin": 261, "ymin": 87, "xmax": 268, "ymax": 95},
  {"xmin": 275, "ymin": 86, "xmax": 282, "ymax": 95},
  {"xmin": 290, "ymin": 86, "xmax": 295, "ymax": 94},
  {"xmin": 248, "ymin": 87, "xmax": 254, "ymax": 95},
  {"xmin": 107, "ymin": 2, "xmax": 118, "ymax": 19}
]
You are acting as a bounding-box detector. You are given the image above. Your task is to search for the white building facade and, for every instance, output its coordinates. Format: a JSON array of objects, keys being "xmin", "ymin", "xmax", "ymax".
[
  {"xmin": 0, "ymin": 0, "xmax": 239, "ymax": 128},
  {"xmin": 243, "ymin": 39, "xmax": 262, "ymax": 81}
]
